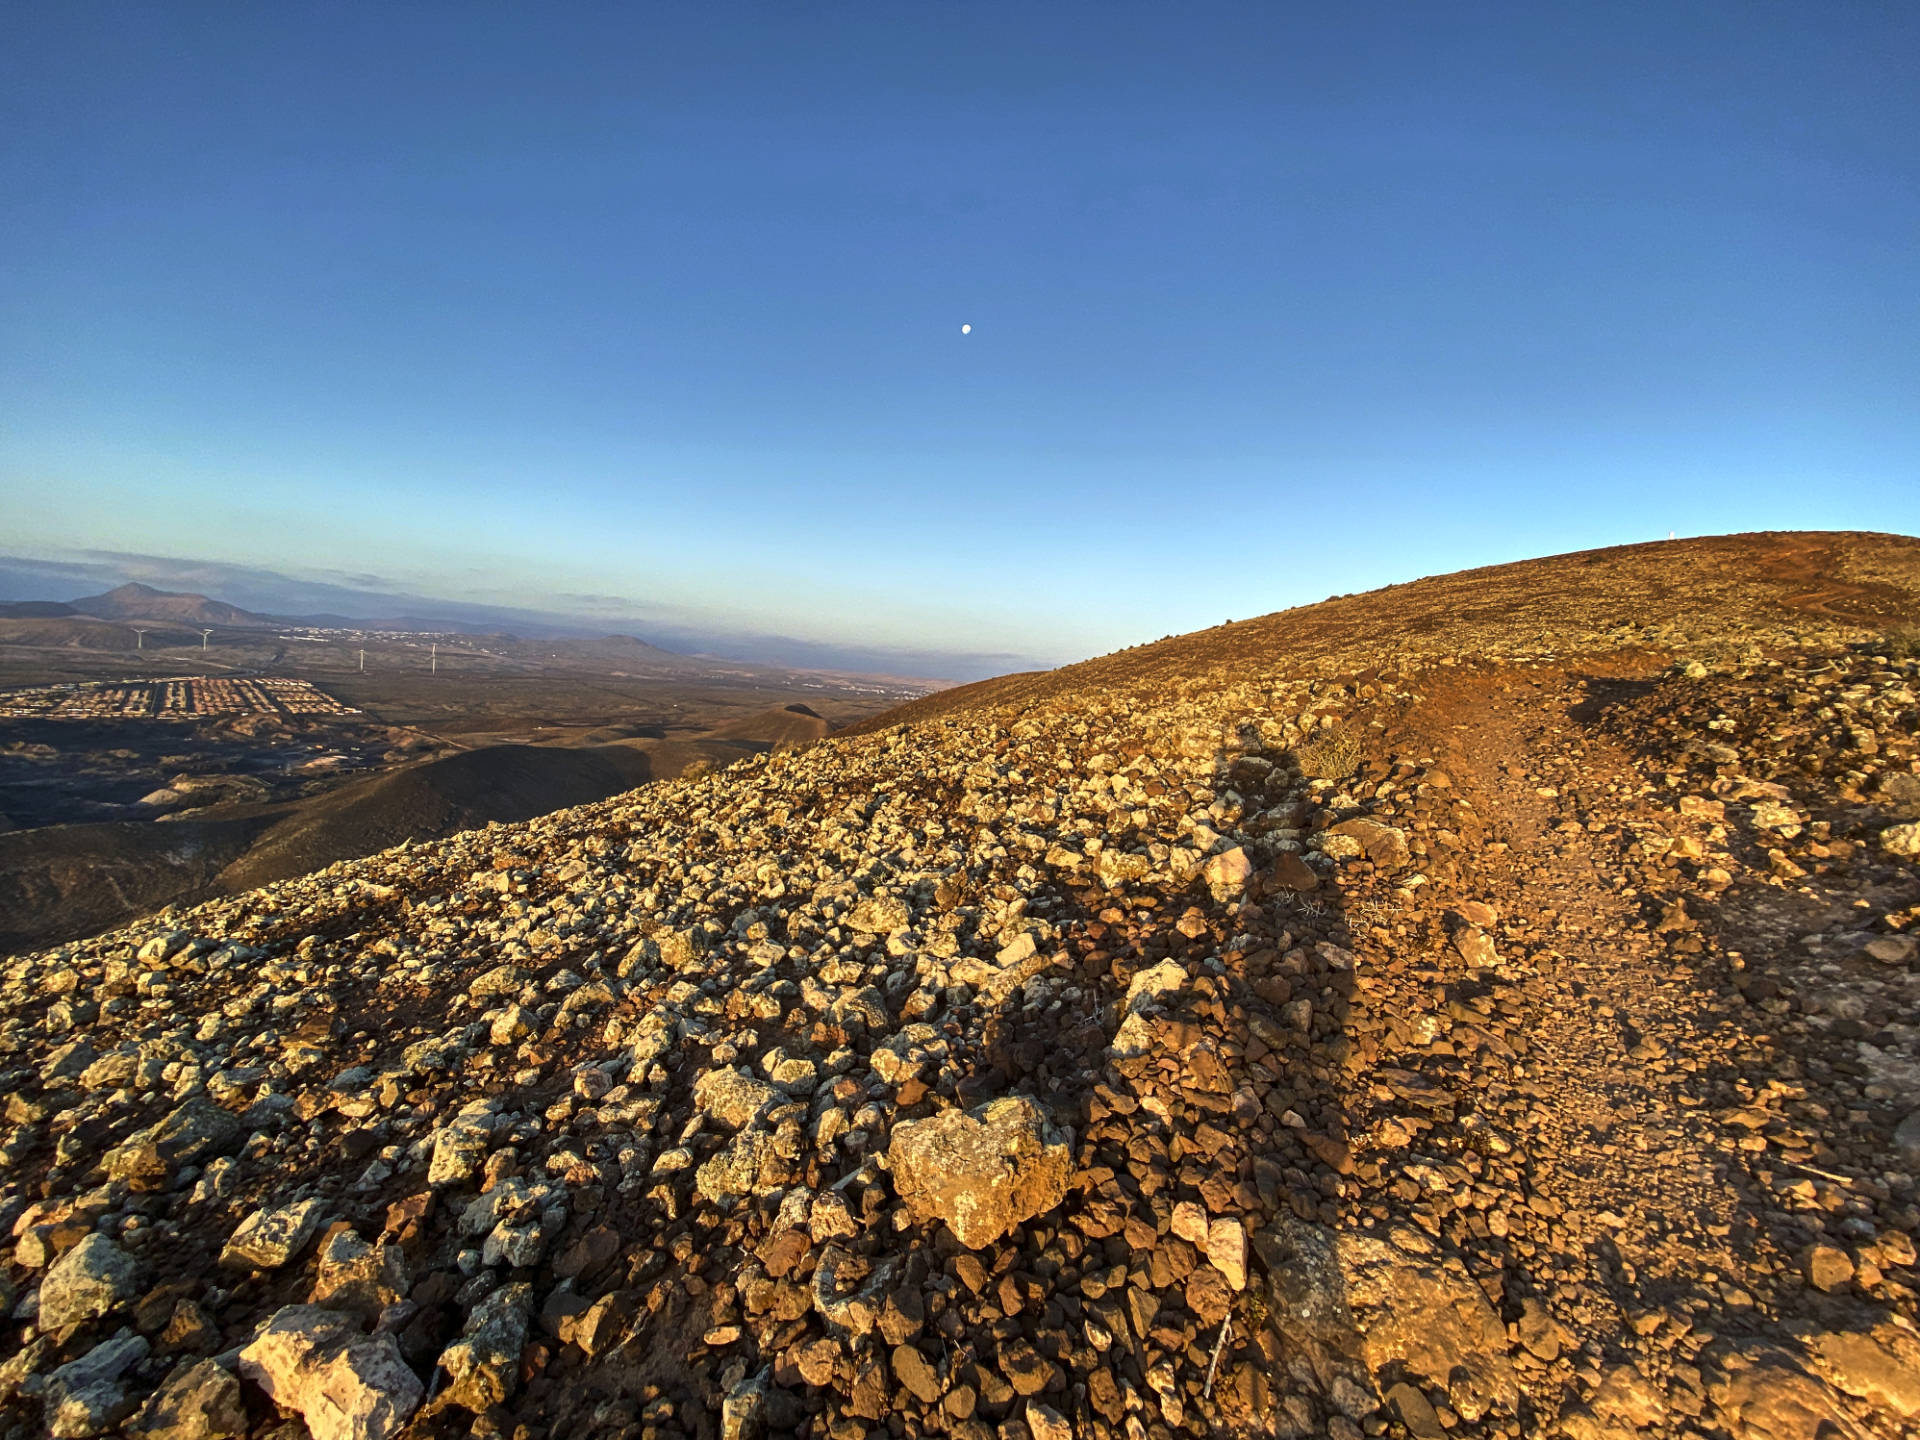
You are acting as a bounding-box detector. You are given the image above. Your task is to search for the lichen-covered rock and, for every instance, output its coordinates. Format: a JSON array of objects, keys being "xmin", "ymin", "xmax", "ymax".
[
  {"xmin": 889, "ymin": 1096, "xmax": 1071, "ymax": 1248},
  {"xmin": 694, "ymin": 1067, "xmax": 777, "ymax": 1129},
  {"xmin": 1339, "ymin": 1228, "xmax": 1517, "ymax": 1422},
  {"xmin": 310, "ymin": 1230, "xmax": 409, "ymax": 1320},
  {"xmin": 44, "ymin": 1332, "xmax": 148, "ymax": 1439},
  {"xmin": 39, "ymin": 1233, "xmax": 139, "ymax": 1330},
  {"xmin": 238, "ymin": 1306, "xmax": 422, "ymax": 1440},
  {"xmin": 220, "ymin": 1198, "xmax": 326, "ymax": 1270},
  {"xmin": 125, "ymin": 1358, "xmax": 247, "ymax": 1440},
  {"xmin": 437, "ymin": 1282, "xmax": 532, "ymax": 1412}
]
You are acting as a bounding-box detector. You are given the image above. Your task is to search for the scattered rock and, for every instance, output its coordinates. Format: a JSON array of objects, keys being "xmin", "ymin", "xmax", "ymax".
[
  {"xmin": 221, "ymin": 1198, "xmax": 327, "ymax": 1270},
  {"xmin": 39, "ymin": 1233, "xmax": 140, "ymax": 1331},
  {"xmin": 888, "ymin": 1095, "xmax": 1072, "ymax": 1248},
  {"xmin": 239, "ymin": 1306, "xmax": 423, "ymax": 1440}
]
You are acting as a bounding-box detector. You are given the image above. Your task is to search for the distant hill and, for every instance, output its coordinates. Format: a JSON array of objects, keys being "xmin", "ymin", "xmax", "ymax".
[
  {"xmin": 69, "ymin": 582, "xmax": 273, "ymax": 628},
  {"xmin": 216, "ymin": 742, "xmax": 656, "ymax": 892},
  {"xmin": 708, "ymin": 701, "xmax": 831, "ymax": 750},
  {"xmin": 0, "ymin": 740, "xmax": 665, "ymax": 950}
]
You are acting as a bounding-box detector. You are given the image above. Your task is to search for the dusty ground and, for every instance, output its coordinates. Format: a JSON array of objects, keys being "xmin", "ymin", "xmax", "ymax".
[{"xmin": 0, "ymin": 530, "xmax": 1917, "ymax": 1440}]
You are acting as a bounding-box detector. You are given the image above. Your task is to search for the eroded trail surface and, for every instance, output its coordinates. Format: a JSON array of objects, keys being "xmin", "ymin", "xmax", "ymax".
[{"xmin": 0, "ymin": 531, "xmax": 1918, "ymax": 1440}]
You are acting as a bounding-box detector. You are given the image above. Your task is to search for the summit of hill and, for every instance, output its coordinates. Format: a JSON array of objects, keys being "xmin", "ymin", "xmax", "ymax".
[
  {"xmin": 3, "ymin": 530, "xmax": 1919, "ymax": 1440},
  {"xmin": 68, "ymin": 582, "xmax": 275, "ymax": 629}
]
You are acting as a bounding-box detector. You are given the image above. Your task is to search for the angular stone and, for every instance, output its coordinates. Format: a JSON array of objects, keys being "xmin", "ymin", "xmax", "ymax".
[
  {"xmin": 310, "ymin": 1229, "xmax": 410, "ymax": 1320},
  {"xmin": 889, "ymin": 1095, "xmax": 1072, "ymax": 1249},
  {"xmin": 1204, "ymin": 846, "xmax": 1254, "ymax": 896},
  {"xmin": 426, "ymin": 1117, "xmax": 493, "ymax": 1188},
  {"xmin": 239, "ymin": 1306, "xmax": 423, "ymax": 1440},
  {"xmin": 437, "ymin": 1282, "xmax": 532, "ymax": 1412},
  {"xmin": 105, "ymin": 1098, "xmax": 243, "ymax": 1189},
  {"xmin": 40, "ymin": 1233, "xmax": 140, "ymax": 1330},
  {"xmin": 221, "ymin": 1198, "xmax": 327, "ymax": 1270},
  {"xmin": 694, "ymin": 1067, "xmax": 778, "ymax": 1129},
  {"xmin": 696, "ymin": 1129, "xmax": 779, "ymax": 1201},
  {"xmin": 467, "ymin": 964, "xmax": 531, "ymax": 999},
  {"xmin": 45, "ymin": 1332, "xmax": 148, "ymax": 1439},
  {"xmin": 1269, "ymin": 851, "xmax": 1320, "ymax": 892},
  {"xmin": 1338, "ymin": 1230, "xmax": 1517, "ymax": 1422},
  {"xmin": 1803, "ymin": 1243, "xmax": 1854, "ymax": 1293},
  {"xmin": 1208, "ymin": 1217, "xmax": 1248, "ymax": 1291},
  {"xmin": 893, "ymin": 1343, "xmax": 942, "ymax": 1405},
  {"xmin": 126, "ymin": 1358, "xmax": 248, "ymax": 1440},
  {"xmin": 1026, "ymin": 1400, "xmax": 1072, "ymax": 1440},
  {"xmin": 847, "ymin": 896, "xmax": 912, "ymax": 936},
  {"xmin": 1881, "ymin": 822, "xmax": 1920, "ymax": 859},
  {"xmin": 1452, "ymin": 928, "xmax": 1499, "ymax": 969},
  {"xmin": 1326, "ymin": 818, "xmax": 1411, "ymax": 870},
  {"xmin": 1809, "ymin": 1320, "xmax": 1920, "ymax": 1417}
]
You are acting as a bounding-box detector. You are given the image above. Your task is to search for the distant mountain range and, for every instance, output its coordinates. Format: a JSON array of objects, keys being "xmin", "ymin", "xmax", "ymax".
[
  {"xmin": 0, "ymin": 552, "xmax": 1039, "ymax": 682},
  {"xmin": 11, "ymin": 582, "xmax": 686, "ymax": 650},
  {"xmin": 0, "ymin": 580, "xmax": 928, "ymax": 685}
]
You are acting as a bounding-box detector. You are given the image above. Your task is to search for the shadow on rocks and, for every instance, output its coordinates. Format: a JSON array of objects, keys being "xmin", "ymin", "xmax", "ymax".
[{"xmin": 940, "ymin": 741, "xmax": 1375, "ymax": 1440}]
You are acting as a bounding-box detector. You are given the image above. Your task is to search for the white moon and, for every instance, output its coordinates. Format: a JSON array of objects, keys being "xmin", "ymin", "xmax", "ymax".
[{"xmin": 961, "ymin": 323, "xmax": 971, "ymax": 335}]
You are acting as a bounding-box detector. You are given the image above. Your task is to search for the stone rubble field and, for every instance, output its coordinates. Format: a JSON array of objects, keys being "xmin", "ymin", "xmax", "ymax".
[{"xmin": 1, "ymin": 532, "xmax": 1918, "ymax": 1440}]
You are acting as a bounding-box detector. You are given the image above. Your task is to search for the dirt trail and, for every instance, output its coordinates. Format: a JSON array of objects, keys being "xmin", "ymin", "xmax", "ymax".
[
  {"xmin": 1761, "ymin": 540, "xmax": 1888, "ymax": 624},
  {"xmin": 1413, "ymin": 665, "xmax": 1842, "ymax": 1422}
]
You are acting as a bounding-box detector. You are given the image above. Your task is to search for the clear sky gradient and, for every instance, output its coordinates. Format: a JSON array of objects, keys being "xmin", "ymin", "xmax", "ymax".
[{"xmin": 3, "ymin": 4, "xmax": 1916, "ymax": 676}]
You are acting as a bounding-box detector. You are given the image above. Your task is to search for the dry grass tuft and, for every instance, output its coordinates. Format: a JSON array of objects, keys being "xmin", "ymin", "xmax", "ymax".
[{"xmin": 1295, "ymin": 724, "xmax": 1363, "ymax": 780}]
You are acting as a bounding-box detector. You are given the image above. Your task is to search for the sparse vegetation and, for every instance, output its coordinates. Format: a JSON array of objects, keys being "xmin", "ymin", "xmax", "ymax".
[
  {"xmin": 1883, "ymin": 622, "xmax": 1920, "ymax": 660},
  {"xmin": 1295, "ymin": 722, "xmax": 1362, "ymax": 779}
]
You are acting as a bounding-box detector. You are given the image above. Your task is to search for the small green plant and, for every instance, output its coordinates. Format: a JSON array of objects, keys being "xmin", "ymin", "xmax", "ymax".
[
  {"xmin": 1883, "ymin": 623, "xmax": 1920, "ymax": 661},
  {"xmin": 1295, "ymin": 724, "xmax": 1362, "ymax": 780}
]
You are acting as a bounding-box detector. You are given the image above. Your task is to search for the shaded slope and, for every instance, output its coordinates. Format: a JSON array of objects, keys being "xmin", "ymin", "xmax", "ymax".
[
  {"xmin": 0, "ymin": 815, "xmax": 267, "ymax": 951},
  {"xmin": 218, "ymin": 742, "xmax": 656, "ymax": 891},
  {"xmin": 706, "ymin": 702, "xmax": 832, "ymax": 749}
]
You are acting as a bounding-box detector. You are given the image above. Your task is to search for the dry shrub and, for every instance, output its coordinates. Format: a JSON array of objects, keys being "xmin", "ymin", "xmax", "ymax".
[{"xmin": 1295, "ymin": 724, "xmax": 1362, "ymax": 780}]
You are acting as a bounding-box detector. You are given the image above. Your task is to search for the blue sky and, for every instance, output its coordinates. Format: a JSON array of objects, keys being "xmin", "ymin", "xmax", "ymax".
[{"xmin": 3, "ymin": 4, "xmax": 1916, "ymax": 677}]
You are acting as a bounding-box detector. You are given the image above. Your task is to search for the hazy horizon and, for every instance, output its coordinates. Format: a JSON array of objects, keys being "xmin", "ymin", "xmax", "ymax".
[{"xmin": 4, "ymin": 5, "xmax": 1916, "ymax": 670}]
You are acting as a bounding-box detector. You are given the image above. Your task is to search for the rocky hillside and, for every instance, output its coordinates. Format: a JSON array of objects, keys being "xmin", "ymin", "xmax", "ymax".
[{"xmin": 2, "ymin": 530, "xmax": 1919, "ymax": 1440}]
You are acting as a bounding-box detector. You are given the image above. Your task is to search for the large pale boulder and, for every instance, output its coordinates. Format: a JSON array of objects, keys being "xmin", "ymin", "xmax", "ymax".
[
  {"xmin": 1883, "ymin": 822, "xmax": 1920, "ymax": 859},
  {"xmin": 889, "ymin": 1096, "xmax": 1071, "ymax": 1248},
  {"xmin": 847, "ymin": 895, "xmax": 912, "ymax": 936},
  {"xmin": 239, "ymin": 1306, "xmax": 422, "ymax": 1440}
]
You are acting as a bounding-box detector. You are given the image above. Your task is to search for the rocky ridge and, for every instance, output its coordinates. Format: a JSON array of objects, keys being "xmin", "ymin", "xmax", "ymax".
[{"xmin": 0, "ymin": 531, "xmax": 1918, "ymax": 1440}]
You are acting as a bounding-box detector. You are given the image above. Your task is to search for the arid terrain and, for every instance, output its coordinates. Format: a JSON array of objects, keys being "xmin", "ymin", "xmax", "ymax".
[
  {"xmin": 0, "ymin": 594, "xmax": 922, "ymax": 952},
  {"xmin": 2, "ymin": 530, "xmax": 1919, "ymax": 1440}
]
